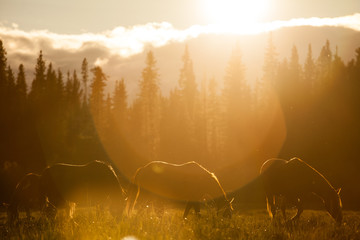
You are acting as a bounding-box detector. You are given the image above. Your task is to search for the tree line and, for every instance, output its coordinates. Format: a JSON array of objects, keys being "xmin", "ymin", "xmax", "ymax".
[{"xmin": 1, "ymin": 36, "xmax": 360, "ymax": 207}]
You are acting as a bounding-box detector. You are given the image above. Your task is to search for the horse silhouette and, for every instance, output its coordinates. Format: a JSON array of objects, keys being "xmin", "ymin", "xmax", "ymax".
[
  {"xmin": 127, "ymin": 161, "xmax": 233, "ymax": 218},
  {"xmin": 40, "ymin": 160, "xmax": 126, "ymax": 218},
  {"xmin": 5, "ymin": 173, "xmax": 49, "ymax": 223},
  {"xmin": 260, "ymin": 157, "xmax": 342, "ymax": 223}
]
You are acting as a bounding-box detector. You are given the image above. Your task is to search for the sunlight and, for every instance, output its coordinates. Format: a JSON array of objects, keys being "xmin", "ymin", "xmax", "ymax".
[{"xmin": 203, "ymin": 0, "xmax": 268, "ymax": 30}]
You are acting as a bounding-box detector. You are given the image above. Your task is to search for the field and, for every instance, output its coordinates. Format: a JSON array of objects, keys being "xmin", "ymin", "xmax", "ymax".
[{"xmin": 1, "ymin": 207, "xmax": 360, "ymax": 240}]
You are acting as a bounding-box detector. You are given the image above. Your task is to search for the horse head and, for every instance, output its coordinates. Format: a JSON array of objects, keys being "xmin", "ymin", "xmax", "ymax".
[
  {"xmin": 3, "ymin": 202, "xmax": 18, "ymax": 224},
  {"xmin": 324, "ymin": 188, "xmax": 342, "ymax": 223},
  {"xmin": 222, "ymin": 197, "xmax": 234, "ymax": 218}
]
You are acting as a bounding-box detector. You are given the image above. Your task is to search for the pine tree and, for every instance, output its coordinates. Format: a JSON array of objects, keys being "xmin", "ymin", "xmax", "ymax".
[
  {"xmin": 222, "ymin": 43, "xmax": 249, "ymax": 161},
  {"xmin": 207, "ymin": 76, "xmax": 220, "ymax": 161},
  {"xmin": 304, "ymin": 44, "xmax": 315, "ymax": 94},
  {"xmin": 6, "ymin": 66, "xmax": 16, "ymax": 123},
  {"xmin": 55, "ymin": 69, "xmax": 65, "ymax": 109},
  {"xmin": 138, "ymin": 50, "xmax": 161, "ymax": 161},
  {"xmin": 173, "ymin": 46, "xmax": 199, "ymax": 161},
  {"xmin": 289, "ymin": 45, "xmax": 301, "ymax": 85},
  {"xmin": 16, "ymin": 64, "xmax": 27, "ymax": 114},
  {"xmin": 29, "ymin": 51, "xmax": 46, "ymax": 108},
  {"xmin": 316, "ymin": 40, "xmax": 332, "ymax": 91},
  {"xmin": 81, "ymin": 58, "xmax": 89, "ymax": 104},
  {"xmin": 45, "ymin": 62, "xmax": 58, "ymax": 111},
  {"xmin": 6, "ymin": 66, "xmax": 16, "ymax": 103},
  {"xmin": 16, "ymin": 64, "xmax": 27, "ymax": 100},
  {"xmin": 0, "ymin": 40, "xmax": 7, "ymax": 106},
  {"xmin": 113, "ymin": 78, "xmax": 128, "ymax": 126},
  {"xmin": 263, "ymin": 33, "xmax": 278, "ymax": 87},
  {"xmin": 90, "ymin": 66, "xmax": 107, "ymax": 130},
  {"xmin": 71, "ymin": 70, "xmax": 82, "ymax": 110},
  {"xmin": 258, "ymin": 33, "xmax": 278, "ymax": 108},
  {"xmin": 178, "ymin": 45, "xmax": 197, "ymax": 120},
  {"xmin": 223, "ymin": 42, "xmax": 248, "ymax": 113}
]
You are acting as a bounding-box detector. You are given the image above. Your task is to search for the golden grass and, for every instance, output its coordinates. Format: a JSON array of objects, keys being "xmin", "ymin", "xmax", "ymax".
[{"xmin": 1, "ymin": 207, "xmax": 359, "ymax": 240}]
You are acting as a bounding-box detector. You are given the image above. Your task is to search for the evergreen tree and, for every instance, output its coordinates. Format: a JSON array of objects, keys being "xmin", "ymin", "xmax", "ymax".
[
  {"xmin": 316, "ymin": 40, "xmax": 333, "ymax": 91},
  {"xmin": 263, "ymin": 33, "xmax": 278, "ymax": 87},
  {"xmin": 90, "ymin": 66, "xmax": 107, "ymax": 130},
  {"xmin": 0, "ymin": 40, "xmax": 7, "ymax": 111},
  {"xmin": 223, "ymin": 42, "xmax": 248, "ymax": 112},
  {"xmin": 178, "ymin": 45, "xmax": 197, "ymax": 120},
  {"xmin": 45, "ymin": 62, "xmax": 58, "ymax": 111},
  {"xmin": 71, "ymin": 70, "xmax": 82, "ymax": 110},
  {"xmin": 5, "ymin": 66, "xmax": 16, "ymax": 127},
  {"xmin": 138, "ymin": 50, "xmax": 161, "ymax": 161},
  {"xmin": 258, "ymin": 33, "xmax": 278, "ymax": 108},
  {"xmin": 55, "ymin": 69, "xmax": 65, "ymax": 109},
  {"xmin": 222, "ymin": 43, "xmax": 249, "ymax": 161},
  {"xmin": 289, "ymin": 45, "xmax": 301, "ymax": 85},
  {"xmin": 304, "ymin": 44, "xmax": 316, "ymax": 94},
  {"xmin": 81, "ymin": 58, "xmax": 89, "ymax": 104},
  {"xmin": 113, "ymin": 78, "xmax": 128, "ymax": 127},
  {"xmin": 173, "ymin": 46, "xmax": 199, "ymax": 161},
  {"xmin": 29, "ymin": 51, "xmax": 46, "ymax": 108},
  {"xmin": 6, "ymin": 66, "xmax": 16, "ymax": 103},
  {"xmin": 15, "ymin": 64, "xmax": 27, "ymax": 115},
  {"xmin": 65, "ymin": 71, "xmax": 73, "ymax": 106},
  {"xmin": 207, "ymin": 76, "xmax": 221, "ymax": 161}
]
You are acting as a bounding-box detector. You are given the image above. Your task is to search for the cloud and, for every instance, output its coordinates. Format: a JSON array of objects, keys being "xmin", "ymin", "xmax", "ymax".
[{"xmin": 0, "ymin": 13, "xmax": 359, "ymax": 62}]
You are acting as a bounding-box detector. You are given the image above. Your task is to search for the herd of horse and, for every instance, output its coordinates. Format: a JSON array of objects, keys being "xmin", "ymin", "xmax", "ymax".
[{"xmin": 2, "ymin": 157, "xmax": 343, "ymax": 225}]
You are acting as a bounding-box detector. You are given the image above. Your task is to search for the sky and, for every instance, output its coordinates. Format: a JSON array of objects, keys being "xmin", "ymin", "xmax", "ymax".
[
  {"xmin": 0, "ymin": 0, "xmax": 359, "ymax": 98},
  {"xmin": 1, "ymin": 0, "xmax": 359, "ymax": 33}
]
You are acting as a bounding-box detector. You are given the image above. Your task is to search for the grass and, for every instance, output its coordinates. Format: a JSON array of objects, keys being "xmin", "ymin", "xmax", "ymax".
[{"xmin": 1, "ymin": 207, "xmax": 360, "ymax": 240}]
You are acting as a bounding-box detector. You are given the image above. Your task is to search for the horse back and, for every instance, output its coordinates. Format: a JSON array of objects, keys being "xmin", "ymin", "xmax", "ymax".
[
  {"xmin": 134, "ymin": 161, "xmax": 227, "ymax": 202},
  {"xmin": 41, "ymin": 161, "xmax": 122, "ymax": 206},
  {"xmin": 260, "ymin": 158, "xmax": 321, "ymax": 196}
]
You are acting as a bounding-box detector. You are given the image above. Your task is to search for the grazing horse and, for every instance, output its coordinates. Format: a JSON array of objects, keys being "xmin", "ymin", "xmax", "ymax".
[
  {"xmin": 127, "ymin": 161, "xmax": 233, "ymax": 218},
  {"xmin": 260, "ymin": 157, "xmax": 342, "ymax": 223},
  {"xmin": 40, "ymin": 160, "xmax": 126, "ymax": 218},
  {"xmin": 5, "ymin": 173, "xmax": 49, "ymax": 223}
]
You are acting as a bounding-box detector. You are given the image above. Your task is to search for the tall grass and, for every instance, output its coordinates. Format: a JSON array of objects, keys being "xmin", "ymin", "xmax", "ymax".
[{"xmin": 1, "ymin": 208, "xmax": 359, "ymax": 239}]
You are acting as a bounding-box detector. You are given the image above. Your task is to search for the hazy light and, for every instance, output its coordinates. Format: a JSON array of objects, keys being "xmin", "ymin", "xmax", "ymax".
[
  {"xmin": 121, "ymin": 236, "xmax": 138, "ymax": 240},
  {"xmin": 203, "ymin": 0, "xmax": 268, "ymax": 30}
]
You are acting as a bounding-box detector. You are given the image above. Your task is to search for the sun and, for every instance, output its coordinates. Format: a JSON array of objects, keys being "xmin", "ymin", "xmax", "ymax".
[{"xmin": 203, "ymin": 0, "xmax": 268, "ymax": 30}]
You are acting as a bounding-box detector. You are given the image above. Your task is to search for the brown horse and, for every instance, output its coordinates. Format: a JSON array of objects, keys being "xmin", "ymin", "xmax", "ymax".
[
  {"xmin": 127, "ymin": 161, "xmax": 233, "ymax": 218},
  {"xmin": 260, "ymin": 157, "xmax": 342, "ymax": 223},
  {"xmin": 40, "ymin": 160, "xmax": 126, "ymax": 218},
  {"xmin": 5, "ymin": 173, "xmax": 50, "ymax": 223}
]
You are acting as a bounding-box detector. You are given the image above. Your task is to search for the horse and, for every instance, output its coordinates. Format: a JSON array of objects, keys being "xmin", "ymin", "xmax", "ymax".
[
  {"xmin": 5, "ymin": 173, "xmax": 51, "ymax": 224},
  {"xmin": 127, "ymin": 161, "xmax": 233, "ymax": 218},
  {"xmin": 260, "ymin": 157, "xmax": 342, "ymax": 223},
  {"xmin": 40, "ymin": 160, "xmax": 126, "ymax": 219}
]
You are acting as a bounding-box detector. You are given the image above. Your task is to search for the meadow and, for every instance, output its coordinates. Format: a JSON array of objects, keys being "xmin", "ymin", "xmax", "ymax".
[{"xmin": 1, "ymin": 207, "xmax": 360, "ymax": 240}]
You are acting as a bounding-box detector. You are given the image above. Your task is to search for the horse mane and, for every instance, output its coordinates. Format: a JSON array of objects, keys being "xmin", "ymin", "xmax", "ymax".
[{"xmin": 290, "ymin": 157, "xmax": 337, "ymax": 192}]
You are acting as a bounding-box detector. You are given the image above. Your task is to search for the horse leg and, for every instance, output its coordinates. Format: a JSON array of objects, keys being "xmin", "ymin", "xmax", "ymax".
[
  {"xmin": 25, "ymin": 206, "xmax": 31, "ymax": 220},
  {"xmin": 96, "ymin": 204, "xmax": 104, "ymax": 219},
  {"xmin": 193, "ymin": 202, "xmax": 201, "ymax": 217},
  {"xmin": 279, "ymin": 197, "xmax": 287, "ymax": 221},
  {"xmin": 183, "ymin": 201, "xmax": 193, "ymax": 219},
  {"xmin": 266, "ymin": 193, "xmax": 276, "ymax": 219},
  {"xmin": 66, "ymin": 202, "xmax": 76, "ymax": 219},
  {"xmin": 291, "ymin": 198, "xmax": 303, "ymax": 221}
]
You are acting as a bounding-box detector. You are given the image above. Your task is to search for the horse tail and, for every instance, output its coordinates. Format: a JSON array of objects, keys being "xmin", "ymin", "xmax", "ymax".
[
  {"xmin": 266, "ymin": 195, "xmax": 275, "ymax": 218},
  {"xmin": 126, "ymin": 166, "xmax": 143, "ymax": 216},
  {"xmin": 131, "ymin": 184, "xmax": 141, "ymax": 214}
]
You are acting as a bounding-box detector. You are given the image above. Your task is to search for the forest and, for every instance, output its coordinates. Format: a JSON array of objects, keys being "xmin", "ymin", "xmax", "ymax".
[{"xmin": 1, "ymin": 35, "xmax": 360, "ymax": 209}]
